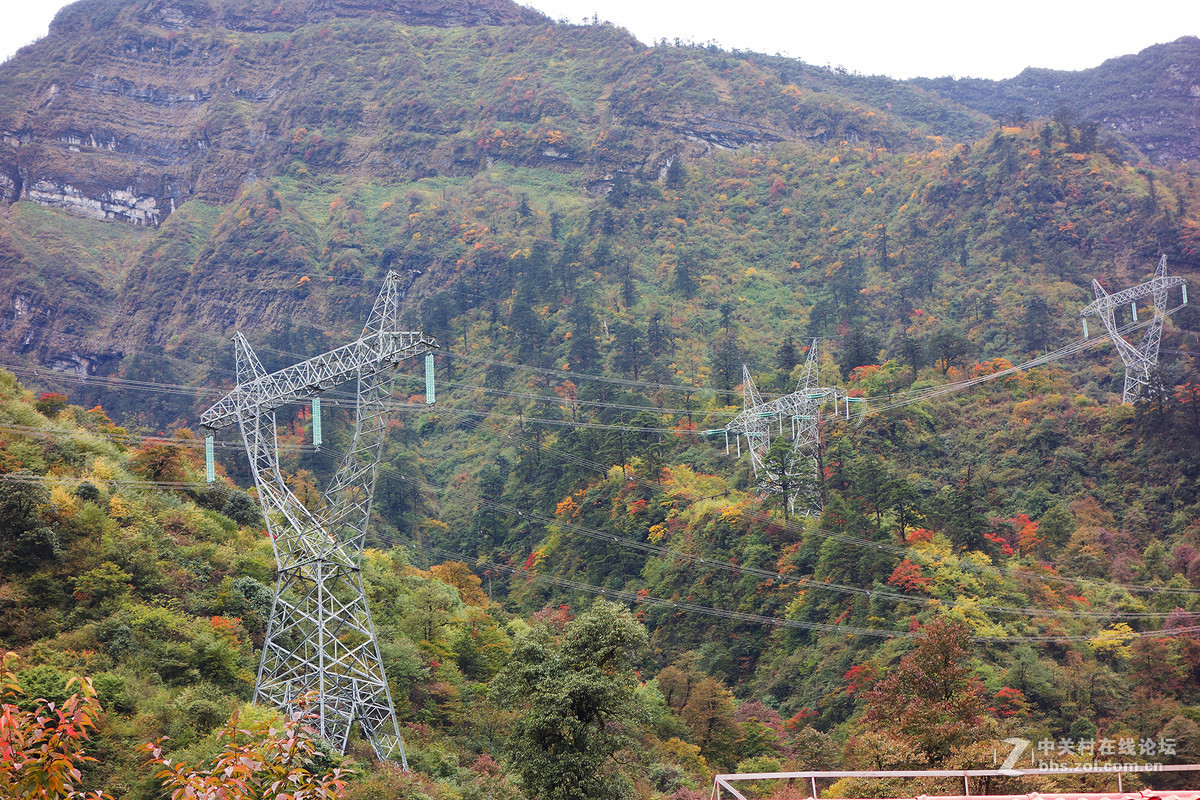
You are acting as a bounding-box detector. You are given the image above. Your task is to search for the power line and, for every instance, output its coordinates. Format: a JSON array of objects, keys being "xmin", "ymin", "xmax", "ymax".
[
  {"xmin": 388, "ymin": 538, "xmax": 1200, "ymax": 645},
  {"xmin": 435, "ymin": 405, "xmax": 1200, "ymax": 601},
  {"xmin": 441, "ymin": 380, "xmax": 742, "ymax": 418},
  {"xmin": 302, "ymin": 443, "xmax": 1193, "ymax": 623},
  {"xmin": 8, "ymin": 314, "xmax": 1200, "ymax": 605},
  {"xmin": 3, "ymin": 464, "xmax": 1194, "ymax": 640},
  {"xmin": 10, "ymin": 353, "xmax": 1200, "ymax": 603}
]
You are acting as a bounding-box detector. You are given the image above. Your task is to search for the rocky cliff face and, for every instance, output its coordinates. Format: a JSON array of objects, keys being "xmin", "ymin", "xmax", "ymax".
[
  {"xmin": 130, "ymin": 0, "xmax": 546, "ymax": 34},
  {"xmin": 0, "ymin": 0, "xmax": 548, "ymax": 226},
  {"xmin": 0, "ymin": 0, "xmax": 1195, "ymax": 236},
  {"xmin": 1, "ymin": 20, "xmax": 255, "ymax": 225}
]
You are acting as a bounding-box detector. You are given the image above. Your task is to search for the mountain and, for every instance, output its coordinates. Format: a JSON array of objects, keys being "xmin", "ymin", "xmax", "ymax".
[
  {"xmin": 0, "ymin": 0, "xmax": 996, "ymax": 228},
  {"xmin": 2, "ymin": 4, "xmax": 1200, "ymax": 799},
  {"xmin": 913, "ymin": 36, "xmax": 1200, "ymax": 164},
  {"xmin": 0, "ymin": 0, "xmax": 547, "ymax": 225}
]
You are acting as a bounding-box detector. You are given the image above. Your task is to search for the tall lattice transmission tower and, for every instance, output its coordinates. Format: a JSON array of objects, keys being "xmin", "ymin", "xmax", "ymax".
[
  {"xmin": 200, "ymin": 271, "xmax": 437, "ymax": 765},
  {"xmin": 1080, "ymin": 255, "xmax": 1188, "ymax": 403},
  {"xmin": 723, "ymin": 340, "xmax": 836, "ymax": 516}
]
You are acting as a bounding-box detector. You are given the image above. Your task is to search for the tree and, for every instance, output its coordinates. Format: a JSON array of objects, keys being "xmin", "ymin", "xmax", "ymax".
[
  {"xmin": 221, "ymin": 491, "xmax": 263, "ymax": 527},
  {"xmin": 508, "ymin": 287, "xmax": 544, "ymax": 364},
  {"xmin": 934, "ymin": 468, "xmax": 991, "ymax": 554},
  {"xmin": 838, "ymin": 329, "xmax": 881, "ymax": 376},
  {"xmin": 611, "ymin": 321, "xmax": 646, "ymax": 379},
  {"xmin": 710, "ymin": 333, "xmax": 744, "ymax": 392},
  {"xmin": 646, "ymin": 312, "xmax": 672, "ymax": 356},
  {"xmin": 567, "ymin": 301, "xmax": 599, "ymax": 372},
  {"xmin": 758, "ymin": 437, "xmax": 812, "ymax": 521},
  {"xmin": 1051, "ymin": 105, "xmax": 1076, "ymax": 145},
  {"xmin": 0, "ymin": 480, "xmax": 59, "ymax": 573},
  {"xmin": 673, "ymin": 253, "xmax": 696, "ymax": 298},
  {"xmin": 718, "ymin": 302, "xmax": 735, "ymax": 335},
  {"xmin": 854, "ymin": 455, "xmax": 896, "ymax": 531},
  {"xmin": 776, "ymin": 333, "xmax": 798, "ymax": 375},
  {"xmin": 491, "ymin": 601, "xmax": 649, "ymax": 800},
  {"xmin": 34, "ymin": 393, "xmax": 69, "ymax": 417},
  {"xmin": 679, "ymin": 676, "xmax": 738, "ymax": 765},
  {"xmin": 470, "ymin": 461, "xmax": 509, "ymax": 552},
  {"xmin": 928, "ymin": 326, "xmax": 969, "ymax": 376},
  {"xmin": 1077, "ymin": 120, "xmax": 1099, "ymax": 153},
  {"xmin": 429, "ymin": 561, "xmax": 489, "ymax": 607},
  {"xmin": 0, "ymin": 653, "xmax": 111, "ymax": 800},
  {"xmin": 129, "ymin": 438, "xmax": 188, "ymax": 482},
  {"xmin": 665, "ymin": 157, "xmax": 686, "ymax": 189},
  {"xmin": 607, "ymin": 173, "xmax": 630, "ymax": 208},
  {"xmin": 1020, "ymin": 296, "xmax": 1053, "ymax": 353},
  {"xmin": 861, "ymin": 619, "xmax": 987, "ymax": 764},
  {"xmin": 144, "ymin": 698, "xmax": 349, "ymax": 800}
]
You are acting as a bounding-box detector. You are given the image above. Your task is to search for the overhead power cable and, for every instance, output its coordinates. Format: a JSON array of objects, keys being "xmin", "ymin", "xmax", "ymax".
[
  {"xmin": 305, "ymin": 444, "xmax": 1191, "ymax": 622},
  {"xmin": 8, "ymin": 354, "xmax": 1200, "ymax": 603},
  {"xmin": 9, "ymin": 304, "xmax": 1200, "ymax": 606},
  {"xmin": 3, "ymin": 465, "xmax": 1196, "ymax": 642},
  {"xmin": 386, "ymin": 537, "xmax": 1200, "ymax": 645},
  {"xmin": 857, "ymin": 306, "xmax": 1188, "ymax": 416}
]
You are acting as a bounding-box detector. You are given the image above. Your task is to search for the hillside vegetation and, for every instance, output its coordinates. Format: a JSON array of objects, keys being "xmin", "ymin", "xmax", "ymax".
[{"xmin": 2, "ymin": 2, "xmax": 1200, "ymax": 799}]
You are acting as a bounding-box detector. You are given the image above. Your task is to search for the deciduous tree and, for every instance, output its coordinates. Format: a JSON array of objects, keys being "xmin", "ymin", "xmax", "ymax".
[
  {"xmin": 861, "ymin": 619, "xmax": 986, "ymax": 764},
  {"xmin": 0, "ymin": 653, "xmax": 110, "ymax": 800},
  {"xmin": 144, "ymin": 699, "xmax": 349, "ymax": 800}
]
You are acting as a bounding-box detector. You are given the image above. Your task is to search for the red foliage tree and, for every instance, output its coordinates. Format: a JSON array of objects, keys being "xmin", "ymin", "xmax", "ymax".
[
  {"xmin": 0, "ymin": 653, "xmax": 110, "ymax": 800},
  {"xmin": 888, "ymin": 559, "xmax": 932, "ymax": 593},
  {"xmin": 861, "ymin": 619, "xmax": 987, "ymax": 763},
  {"xmin": 144, "ymin": 699, "xmax": 350, "ymax": 800}
]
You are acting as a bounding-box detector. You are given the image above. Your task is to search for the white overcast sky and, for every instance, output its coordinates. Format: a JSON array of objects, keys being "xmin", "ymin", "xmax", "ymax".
[{"xmin": 1, "ymin": 0, "xmax": 1196, "ymax": 80}]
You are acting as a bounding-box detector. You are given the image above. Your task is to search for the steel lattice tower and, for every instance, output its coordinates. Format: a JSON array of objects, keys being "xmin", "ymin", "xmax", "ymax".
[
  {"xmin": 200, "ymin": 271, "xmax": 436, "ymax": 765},
  {"xmin": 1081, "ymin": 255, "xmax": 1187, "ymax": 403},
  {"xmin": 725, "ymin": 340, "xmax": 831, "ymax": 516}
]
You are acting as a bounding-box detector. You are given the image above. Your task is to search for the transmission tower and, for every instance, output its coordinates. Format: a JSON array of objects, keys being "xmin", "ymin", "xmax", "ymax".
[
  {"xmin": 724, "ymin": 340, "xmax": 833, "ymax": 516},
  {"xmin": 1080, "ymin": 255, "xmax": 1188, "ymax": 403},
  {"xmin": 200, "ymin": 271, "xmax": 437, "ymax": 765}
]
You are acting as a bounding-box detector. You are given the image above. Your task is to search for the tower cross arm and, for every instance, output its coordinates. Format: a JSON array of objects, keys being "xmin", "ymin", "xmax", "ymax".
[
  {"xmin": 1080, "ymin": 276, "xmax": 1185, "ymax": 317},
  {"xmin": 201, "ymin": 331, "xmax": 437, "ymax": 431},
  {"xmin": 727, "ymin": 397, "xmax": 782, "ymax": 434}
]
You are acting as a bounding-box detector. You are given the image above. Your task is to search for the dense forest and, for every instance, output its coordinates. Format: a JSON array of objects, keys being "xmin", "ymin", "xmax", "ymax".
[{"xmin": 2, "ymin": 1, "xmax": 1200, "ymax": 799}]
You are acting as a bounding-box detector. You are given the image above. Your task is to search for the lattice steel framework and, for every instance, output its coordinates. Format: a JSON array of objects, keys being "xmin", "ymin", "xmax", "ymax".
[
  {"xmin": 200, "ymin": 271, "xmax": 437, "ymax": 765},
  {"xmin": 1080, "ymin": 255, "xmax": 1187, "ymax": 403},
  {"xmin": 724, "ymin": 340, "xmax": 833, "ymax": 516}
]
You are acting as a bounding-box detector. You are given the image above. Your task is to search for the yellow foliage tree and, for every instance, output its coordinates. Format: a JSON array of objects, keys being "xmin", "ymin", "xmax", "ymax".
[{"xmin": 1090, "ymin": 623, "xmax": 1136, "ymax": 662}]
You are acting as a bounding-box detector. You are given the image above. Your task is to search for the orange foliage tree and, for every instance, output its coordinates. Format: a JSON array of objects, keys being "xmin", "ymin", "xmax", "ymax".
[
  {"xmin": 0, "ymin": 653, "xmax": 110, "ymax": 800},
  {"xmin": 143, "ymin": 699, "xmax": 350, "ymax": 800}
]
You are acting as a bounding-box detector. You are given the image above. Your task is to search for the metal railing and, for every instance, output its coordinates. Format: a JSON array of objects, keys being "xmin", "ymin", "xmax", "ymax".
[{"xmin": 712, "ymin": 764, "xmax": 1200, "ymax": 800}]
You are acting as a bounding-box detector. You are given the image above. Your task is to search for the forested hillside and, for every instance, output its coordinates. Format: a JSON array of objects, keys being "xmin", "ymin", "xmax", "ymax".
[
  {"xmin": 2, "ymin": 1, "xmax": 1200, "ymax": 799},
  {"xmin": 913, "ymin": 36, "xmax": 1200, "ymax": 164}
]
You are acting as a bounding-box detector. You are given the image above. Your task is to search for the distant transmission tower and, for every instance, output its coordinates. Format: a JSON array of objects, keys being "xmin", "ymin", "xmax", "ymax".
[
  {"xmin": 200, "ymin": 271, "xmax": 437, "ymax": 765},
  {"xmin": 1080, "ymin": 255, "xmax": 1188, "ymax": 403},
  {"xmin": 724, "ymin": 340, "xmax": 834, "ymax": 516}
]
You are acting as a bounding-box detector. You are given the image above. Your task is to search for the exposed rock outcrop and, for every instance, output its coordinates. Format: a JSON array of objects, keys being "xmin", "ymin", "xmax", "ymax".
[
  {"xmin": 1, "ymin": 0, "xmax": 548, "ymax": 226},
  {"xmin": 132, "ymin": 0, "xmax": 547, "ymax": 33},
  {"xmin": 22, "ymin": 179, "xmax": 162, "ymax": 225}
]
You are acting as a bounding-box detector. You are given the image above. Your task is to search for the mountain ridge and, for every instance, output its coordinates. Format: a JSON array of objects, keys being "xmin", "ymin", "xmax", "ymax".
[
  {"xmin": 4, "ymin": 2, "xmax": 1193, "ymax": 231},
  {"xmin": 913, "ymin": 35, "xmax": 1200, "ymax": 164}
]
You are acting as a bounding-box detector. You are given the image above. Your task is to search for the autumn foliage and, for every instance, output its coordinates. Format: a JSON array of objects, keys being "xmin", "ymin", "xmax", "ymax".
[
  {"xmin": 860, "ymin": 619, "xmax": 987, "ymax": 762},
  {"xmin": 143, "ymin": 698, "xmax": 350, "ymax": 800},
  {"xmin": 0, "ymin": 653, "xmax": 110, "ymax": 800}
]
